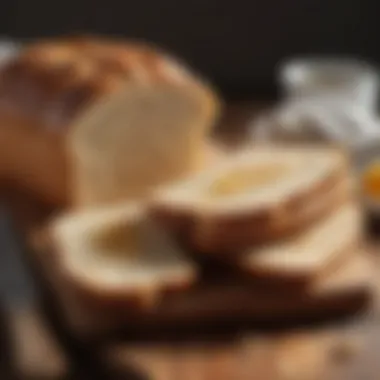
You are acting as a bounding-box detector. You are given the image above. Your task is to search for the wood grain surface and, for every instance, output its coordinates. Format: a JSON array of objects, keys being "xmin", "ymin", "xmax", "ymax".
[{"xmin": 104, "ymin": 329, "xmax": 364, "ymax": 380}]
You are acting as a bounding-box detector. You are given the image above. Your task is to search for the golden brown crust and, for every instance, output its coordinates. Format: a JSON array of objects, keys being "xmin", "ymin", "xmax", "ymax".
[
  {"xmin": 0, "ymin": 36, "xmax": 209, "ymax": 206},
  {"xmin": 0, "ymin": 113, "xmax": 69, "ymax": 205},
  {"xmin": 0, "ymin": 36, "xmax": 195, "ymax": 130}
]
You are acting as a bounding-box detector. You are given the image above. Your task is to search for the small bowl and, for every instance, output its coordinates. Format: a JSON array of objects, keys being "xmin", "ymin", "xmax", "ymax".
[
  {"xmin": 278, "ymin": 57, "xmax": 379, "ymax": 114},
  {"xmin": 354, "ymin": 137, "xmax": 380, "ymax": 228}
]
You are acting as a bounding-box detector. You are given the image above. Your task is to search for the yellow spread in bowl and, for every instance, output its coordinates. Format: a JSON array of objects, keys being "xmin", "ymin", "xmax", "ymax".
[{"xmin": 362, "ymin": 160, "xmax": 380, "ymax": 201}]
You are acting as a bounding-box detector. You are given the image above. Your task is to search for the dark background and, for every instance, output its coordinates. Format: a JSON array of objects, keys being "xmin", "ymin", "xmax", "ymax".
[
  {"xmin": 0, "ymin": 2, "xmax": 377, "ymax": 375},
  {"xmin": 0, "ymin": 0, "xmax": 379, "ymax": 98}
]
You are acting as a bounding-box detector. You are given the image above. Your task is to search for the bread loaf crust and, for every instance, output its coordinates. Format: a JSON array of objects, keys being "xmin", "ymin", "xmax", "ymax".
[
  {"xmin": 0, "ymin": 36, "xmax": 196, "ymax": 129},
  {"xmin": 0, "ymin": 36, "xmax": 202, "ymax": 205}
]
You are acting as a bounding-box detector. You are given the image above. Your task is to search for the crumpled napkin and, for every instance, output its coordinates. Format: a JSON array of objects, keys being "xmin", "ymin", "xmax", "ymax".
[
  {"xmin": 251, "ymin": 96, "xmax": 380, "ymax": 150},
  {"xmin": 0, "ymin": 39, "xmax": 19, "ymax": 64}
]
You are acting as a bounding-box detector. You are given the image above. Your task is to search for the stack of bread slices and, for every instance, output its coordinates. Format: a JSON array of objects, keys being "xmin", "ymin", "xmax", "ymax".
[{"xmin": 50, "ymin": 140, "xmax": 372, "ymax": 333}]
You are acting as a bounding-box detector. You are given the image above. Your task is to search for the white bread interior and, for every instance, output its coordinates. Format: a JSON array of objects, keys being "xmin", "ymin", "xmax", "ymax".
[
  {"xmin": 239, "ymin": 203, "xmax": 362, "ymax": 280},
  {"xmin": 152, "ymin": 146, "xmax": 349, "ymax": 216},
  {"xmin": 68, "ymin": 81, "xmax": 220, "ymax": 209},
  {"xmin": 51, "ymin": 203, "xmax": 196, "ymax": 308}
]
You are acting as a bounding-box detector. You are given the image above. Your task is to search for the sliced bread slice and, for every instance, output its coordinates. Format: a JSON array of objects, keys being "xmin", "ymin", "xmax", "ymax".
[
  {"xmin": 192, "ymin": 176, "xmax": 355, "ymax": 254},
  {"xmin": 51, "ymin": 203, "xmax": 197, "ymax": 309},
  {"xmin": 238, "ymin": 203, "xmax": 362, "ymax": 283},
  {"xmin": 151, "ymin": 146, "xmax": 351, "ymax": 251},
  {"xmin": 68, "ymin": 81, "xmax": 220, "ymax": 209}
]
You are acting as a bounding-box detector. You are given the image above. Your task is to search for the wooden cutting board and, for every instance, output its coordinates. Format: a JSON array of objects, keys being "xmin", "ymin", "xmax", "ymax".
[
  {"xmin": 3, "ymin": 102, "xmax": 380, "ymax": 379},
  {"xmin": 3, "ymin": 185, "xmax": 373, "ymax": 340},
  {"xmin": 5, "ymin": 188, "xmax": 380, "ymax": 380},
  {"xmin": 103, "ymin": 325, "xmax": 380, "ymax": 380}
]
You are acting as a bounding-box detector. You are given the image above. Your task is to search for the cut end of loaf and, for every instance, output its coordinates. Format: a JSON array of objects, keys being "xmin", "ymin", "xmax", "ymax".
[{"xmin": 68, "ymin": 80, "xmax": 221, "ymax": 208}]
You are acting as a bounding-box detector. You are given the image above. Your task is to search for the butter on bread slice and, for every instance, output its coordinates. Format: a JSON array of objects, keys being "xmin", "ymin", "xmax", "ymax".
[
  {"xmin": 151, "ymin": 146, "xmax": 351, "ymax": 252},
  {"xmin": 238, "ymin": 203, "xmax": 362, "ymax": 283},
  {"xmin": 69, "ymin": 81, "xmax": 220, "ymax": 208},
  {"xmin": 192, "ymin": 176, "xmax": 355, "ymax": 254},
  {"xmin": 51, "ymin": 203, "xmax": 197, "ymax": 309}
]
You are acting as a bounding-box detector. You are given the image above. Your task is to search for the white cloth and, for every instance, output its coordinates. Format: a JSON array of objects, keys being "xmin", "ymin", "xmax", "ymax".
[
  {"xmin": 0, "ymin": 39, "xmax": 19, "ymax": 64},
  {"xmin": 251, "ymin": 96, "xmax": 380, "ymax": 150}
]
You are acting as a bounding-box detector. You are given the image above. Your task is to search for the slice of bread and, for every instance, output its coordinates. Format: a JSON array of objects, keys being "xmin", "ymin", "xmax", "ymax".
[
  {"xmin": 68, "ymin": 81, "xmax": 220, "ymax": 209},
  {"xmin": 151, "ymin": 146, "xmax": 351, "ymax": 252},
  {"xmin": 192, "ymin": 176, "xmax": 355, "ymax": 254},
  {"xmin": 237, "ymin": 203, "xmax": 362, "ymax": 284},
  {"xmin": 51, "ymin": 203, "xmax": 197, "ymax": 309}
]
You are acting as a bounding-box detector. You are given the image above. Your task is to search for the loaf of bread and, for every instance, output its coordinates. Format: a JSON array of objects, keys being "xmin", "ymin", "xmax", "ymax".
[
  {"xmin": 0, "ymin": 36, "xmax": 220, "ymax": 206},
  {"xmin": 151, "ymin": 146, "xmax": 352, "ymax": 253},
  {"xmin": 51, "ymin": 202, "xmax": 197, "ymax": 309}
]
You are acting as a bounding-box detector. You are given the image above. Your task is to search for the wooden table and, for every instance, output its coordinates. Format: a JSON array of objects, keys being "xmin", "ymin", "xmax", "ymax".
[{"xmin": 2, "ymin": 102, "xmax": 380, "ymax": 380}]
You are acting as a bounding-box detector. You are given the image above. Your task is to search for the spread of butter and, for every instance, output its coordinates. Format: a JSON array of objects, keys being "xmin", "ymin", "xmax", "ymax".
[{"xmin": 208, "ymin": 165, "xmax": 289, "ymax": 198}]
